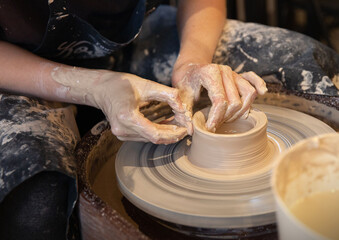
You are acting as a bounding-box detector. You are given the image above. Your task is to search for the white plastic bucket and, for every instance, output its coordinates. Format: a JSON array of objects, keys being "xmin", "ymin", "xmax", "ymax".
[{"xmin": 271, "ymin": 133, "xmax": 339, "ymax": 240}]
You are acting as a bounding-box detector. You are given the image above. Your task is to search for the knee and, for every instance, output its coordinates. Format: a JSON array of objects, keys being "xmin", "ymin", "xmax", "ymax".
[{"xmin": 0, "ymin": 171, "xmax": 71, "ymax": 240}]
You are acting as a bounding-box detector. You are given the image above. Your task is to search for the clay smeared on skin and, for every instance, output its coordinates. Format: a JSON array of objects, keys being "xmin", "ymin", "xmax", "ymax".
[
  {"xmin": 50, "ymin": 66, "xmax": 190, "ymax": 144},
  {"xmin": 51, "ymin": 66, "xmax": 103, "ymax": 106},
  {"xmin": 173, "ymin": 63, "xmax": 267, "ymax": 133}
]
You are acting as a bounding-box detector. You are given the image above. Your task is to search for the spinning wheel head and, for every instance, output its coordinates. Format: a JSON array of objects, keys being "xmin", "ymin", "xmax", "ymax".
[{"xmin": 116, "ymin": 104, "xmax": 335, "ymax": 229}]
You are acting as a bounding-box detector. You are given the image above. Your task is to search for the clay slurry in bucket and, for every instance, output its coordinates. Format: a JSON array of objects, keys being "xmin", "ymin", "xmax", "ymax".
[
  {"xmin": 290, "ymin": 190, "xmax": 339, "ymax": 239},
  {"xmin": 272, "ymin": 133, "xmax": 339, "ymax": 240}
]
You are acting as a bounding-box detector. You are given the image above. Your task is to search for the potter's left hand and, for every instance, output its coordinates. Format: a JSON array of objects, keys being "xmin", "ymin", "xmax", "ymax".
[{"xmin": 172, "ymin": 63, "xmax": 267, "ymax": 134}]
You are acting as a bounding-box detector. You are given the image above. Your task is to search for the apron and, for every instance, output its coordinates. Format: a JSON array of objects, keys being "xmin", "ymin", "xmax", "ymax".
[
  {"xmin": 0, "ymin": 0, "xmax": 161, "ymax": 238},
  {"xmin": 34, "ymin": 0, "xmax": 146, "ymax": 60}
]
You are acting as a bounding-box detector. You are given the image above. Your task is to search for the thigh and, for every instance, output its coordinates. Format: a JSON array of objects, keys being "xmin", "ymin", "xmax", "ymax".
[
  {"xmin": 0, "ymin": 171, "xmax": 71, "ymax": 240},
  {"xmin": 0, "ymin": 93, "xmax": 79, "ymax": 239}
]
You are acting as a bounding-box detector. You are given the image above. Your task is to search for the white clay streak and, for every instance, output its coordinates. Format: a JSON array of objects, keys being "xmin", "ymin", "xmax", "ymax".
[{"xmin": 237, "ymin": 45, "xmax": 258, "ymax": 63}]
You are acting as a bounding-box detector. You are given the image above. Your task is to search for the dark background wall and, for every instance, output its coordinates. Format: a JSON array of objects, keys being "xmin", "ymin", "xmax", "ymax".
[
  {"xmin": 226, "ymin": 0, "xmax": 339, "ymax": 53},
  {"xmin": 167, "ymin": 0, "xmax": 339, "ymax": 53}
]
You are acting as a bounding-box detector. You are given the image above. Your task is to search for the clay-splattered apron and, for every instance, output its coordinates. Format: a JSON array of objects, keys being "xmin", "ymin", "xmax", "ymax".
[
  {"xmin": 0, "ymin": 0, "xmax": 161, "ymax": 238},
  {"xmin": 34, "ymin": 0, "xmax": 145, "ymax": 60}
]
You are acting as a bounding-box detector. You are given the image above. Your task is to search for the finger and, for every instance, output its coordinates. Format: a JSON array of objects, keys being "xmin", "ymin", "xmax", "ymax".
[
  {"xmin": 240, "ymin": 71, "xmax": 267, "ymax": 95},
  {"xmin": 113, "ymin": 117, "xmax": 186, "ymax": 143},
  {"xmin": 160, "ymin": 110, "xmax": 193, "ymax": 136},
  {"xmin": 130, "ymin": 111, "xmax": 188, "ymax": 145},
  {"xmin": 139, "ymin": 101, "xmax": 150, "ymax": 108},
  {"xmin": 110, "ymin": 119, "xmax": 145, "ymax": 138},
  {"xmin": 220, "ymin": 66, "xmax": 242, "ymax": 121},
  {"xmin": 161, "ymin": 114, "xmax": 193, "ymax": 136},
  {"xmin": 198, "ymin": 65, "xmax": 228, "ymax": 132},
  {"xmin": 227, "ymin": 75, "xmax": 257, "ymax": 122},
  {"xmin": 159, "ymin": 115, "xmax": 175, "ymax": 124},
  {"xmin": 240, "ymin": 108, "xmax": 250, "ymax": 119},
  {"xmin": 140, "ymin": 82, "xmax": 191, "ymax": 130},
  {"xmin": 139, "ymin": 81, "xmax": 185, "ymax": 113},
  {"xmin": 178, "ymin": 91, "xmax": 194, "ymax": 135},
  {"xmin": 116, "ymin": 135, "xmax": 149, "ymax": 142},
  {"xmin": 148, "ymin": 124, "xmax": 188, "ymax": 145}
]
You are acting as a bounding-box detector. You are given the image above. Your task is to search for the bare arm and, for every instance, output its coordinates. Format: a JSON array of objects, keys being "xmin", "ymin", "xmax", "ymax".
[
  {"xmin": 172, "ymin": 1, "xmax": 267, "ymax": 133},
  {"xmin": 174, "ymin": 0, "xmax": 226, "ymax": 69},
  {"xmin": 0, "ymin": 41, "xmax": 68, "ymax": 102},
  {"xmin": 0, "ymin": 41, "xmax": 189, "ymax": 144}
]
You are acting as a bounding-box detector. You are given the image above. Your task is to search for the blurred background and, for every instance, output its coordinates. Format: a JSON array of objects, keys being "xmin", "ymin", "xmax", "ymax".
[
  {"xmin": 226, "ymin": 0, "xmax": 339, "ymax": 53},
  {"xmin": 169, "ymin": 0, "xmax": 339, "ymax": 53}
]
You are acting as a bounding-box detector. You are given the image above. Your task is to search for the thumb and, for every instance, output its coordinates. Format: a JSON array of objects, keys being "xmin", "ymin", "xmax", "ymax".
[{"xmin": 177, "ymin": 90, "xmax": 194, "ymax": 135}]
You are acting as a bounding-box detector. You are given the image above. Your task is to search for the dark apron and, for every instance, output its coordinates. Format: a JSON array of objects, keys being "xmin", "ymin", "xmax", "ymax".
[
  {"xmin": 34, "ymin": 0, "xmax": 146, "ymax": 60},
  {"xmin": 0, "ymin": 0, "xmax": 157, "ymax": 239}
]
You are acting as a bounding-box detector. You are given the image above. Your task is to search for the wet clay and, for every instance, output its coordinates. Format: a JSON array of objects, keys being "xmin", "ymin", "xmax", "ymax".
[
  {"xmin": 290, "ymin": 190, "xmax": 339, "ymax": 239},
  {"xmin": 215, "ymin": 119, "xmax": 254, "ymax": 134},
  {"xmin": 77, "ymin": 84, "xmax": 339, "ymax": 239},
  {"xmin": 91, "ymin": 142, "xmax": 278, "ymax": 240},
  {"xmin": 188, "ymin": 108, "xmax": 269, "ymax": 173},
  {"xmin": 272, "ymin": 133, "xmax": 339, "ymax": 240},
  {"xmin": 92, "ymin": 153, "xmax": 137, "ymax": 227},
  {"xmin": 115, "ymin": 104, "xmax": 335, "ymax": 229},
  {"xmin": 172, "ymin": 64, "xmax": 268, "ymax": 133}
]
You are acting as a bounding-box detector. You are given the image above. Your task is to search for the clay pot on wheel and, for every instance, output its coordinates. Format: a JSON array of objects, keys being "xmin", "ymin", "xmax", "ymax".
[{"xmin": 75, "ymin": 84, "xmax": 339, "ymax": 239}]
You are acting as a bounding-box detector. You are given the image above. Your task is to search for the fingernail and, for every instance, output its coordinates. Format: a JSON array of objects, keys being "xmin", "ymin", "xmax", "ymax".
[
  {"xmin": 188, "ymin": 124, "xmax": 193, "ymax": 135},
  {"xmin": 261, "ymin": 86, "xmax": 268, "ymax": 94},
  {"xmin": 207, "ymin": 123, "xmax": 216, "ymax": 132},
  {"xmin": 241, "ymin": 110, "xmax": 250, "ymax": 119}
]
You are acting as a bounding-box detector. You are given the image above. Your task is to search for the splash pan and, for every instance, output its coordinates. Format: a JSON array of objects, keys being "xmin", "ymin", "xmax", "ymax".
[{"xmin": 115, "ymin": 104, "xmax": 334, "ymax": 229}]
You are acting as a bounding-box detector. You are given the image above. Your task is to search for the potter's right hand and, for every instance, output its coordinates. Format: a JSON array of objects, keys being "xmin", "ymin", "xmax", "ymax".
[
  {"xmin": 51, "ymin": 67, "xmax": 190, "ymax": 144},
  {"xmin": 172, "ymin": 63, "xmax": 267, "ymax": 133}
]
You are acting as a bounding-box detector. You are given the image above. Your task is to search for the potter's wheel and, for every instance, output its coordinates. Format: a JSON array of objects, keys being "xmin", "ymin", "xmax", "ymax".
[{"xmin": 115, "ymin": 104, "xmax": 335, "ymax": 231}]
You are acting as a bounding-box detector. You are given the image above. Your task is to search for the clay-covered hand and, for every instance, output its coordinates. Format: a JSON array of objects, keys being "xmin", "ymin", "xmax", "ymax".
[
  {"xmin": 51, "ymin": 67, "xmax": 189, "ymax": 144},
  {"xmin": 172, "ymin": 63, "xmax": 267, "ymax": 133}
]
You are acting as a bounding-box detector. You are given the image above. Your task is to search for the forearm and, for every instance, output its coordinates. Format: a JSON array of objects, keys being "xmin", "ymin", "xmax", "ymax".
[
  {"xmin": 171, "ymin": 2, "xmax": 267, "ymax": 131},
  {"xmin": 0, "ymin": 41, "xmax": 118, "ymax": 107},
  {"xmin": 175, "ymin": 0, "xmax": 226, "ymax": 66},
  {"xmin": 0, "ymin": 41, "xmax": 65, "ymax": 101},
  {"xmin": 0, "ymin": 40, "xmax": 190, "ymax": 143}
]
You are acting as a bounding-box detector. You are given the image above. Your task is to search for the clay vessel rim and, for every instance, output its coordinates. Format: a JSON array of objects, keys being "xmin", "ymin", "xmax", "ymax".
[
  {"xmin": 271, "ymin": 132, "xmax": 339, "ymax": 198},
  {"xmin": 192, "ymin": 108, "xmax": 267, "ymax": 138},
  {"xmin": 115, "ymin": 104, "xmax": 336, "ymax": 229}
]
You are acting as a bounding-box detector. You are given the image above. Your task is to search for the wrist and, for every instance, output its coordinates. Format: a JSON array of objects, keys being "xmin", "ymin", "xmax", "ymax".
[
  {"xmin": 173, "ymin": 47, "xmax": 212, "ymax": 77},
  {"xmin": 50, "ymin": 66, "xmax": 111, "ymax": 108},
  {"xmin": 172, "ymin": 57, "xmax": 208, "ymax": 86},
  {"xmin": 175, "ymin": 52, "xmax": 211, "ymax": 69}
]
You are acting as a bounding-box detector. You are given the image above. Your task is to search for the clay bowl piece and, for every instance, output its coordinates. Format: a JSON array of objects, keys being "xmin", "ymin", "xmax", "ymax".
[
  {"xmin": 189, "ymin": 108, "xmax": 269, "ymax": 175},
  {"xmin": 115, "ymin": 104, "xmax": 335, "ymax": 232}
]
